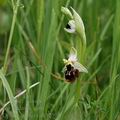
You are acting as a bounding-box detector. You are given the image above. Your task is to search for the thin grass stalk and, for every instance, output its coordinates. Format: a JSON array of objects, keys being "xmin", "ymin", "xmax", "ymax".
[
  {"xmin": 0, "ymin": 69, "xmax": 20, "ymax": 120},
  {"xmin": 24, "ymin": 67, "xmax": 30, "ymax": 120},
  {"xmin": 3, "ymin": 0, "xmax": 20, "ymax": 73}
]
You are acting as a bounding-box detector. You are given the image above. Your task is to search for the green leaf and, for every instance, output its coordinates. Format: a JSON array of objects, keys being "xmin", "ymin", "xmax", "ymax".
[{"xmin": 0, "ymin": 69, "xmax": 19, "ymax": 120}]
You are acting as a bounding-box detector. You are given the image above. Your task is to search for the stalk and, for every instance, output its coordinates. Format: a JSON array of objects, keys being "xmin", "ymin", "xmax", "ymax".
[
  {"xmin": 3, "ymin": 0, "xmax": 20, "ymax": 73},
  {"xmin": 75, "ymin": 33, "xmax": 87, "ymax": 103}
]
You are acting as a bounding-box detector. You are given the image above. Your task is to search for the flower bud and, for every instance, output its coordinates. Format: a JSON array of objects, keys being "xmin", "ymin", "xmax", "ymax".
[{"xmin": 61, "ymin": 6, "xmax": 73, "ymax": 19}]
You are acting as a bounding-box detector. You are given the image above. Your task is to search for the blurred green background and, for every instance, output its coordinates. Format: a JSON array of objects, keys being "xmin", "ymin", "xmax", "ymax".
[{"xmin": 0, "ymin": 0, "xmax": 120, "ymax": 120}]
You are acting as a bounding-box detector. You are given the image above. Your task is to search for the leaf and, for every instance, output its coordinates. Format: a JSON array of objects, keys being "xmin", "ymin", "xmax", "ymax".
[{"xmin": 0, "ymin": 69, "xmax": 19, "ymax": 120}]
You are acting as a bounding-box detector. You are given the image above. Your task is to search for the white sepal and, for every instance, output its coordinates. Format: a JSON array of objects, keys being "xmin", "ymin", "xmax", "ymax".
[{"xmin": 73, "ymin": 62, "xmax": 88, "ymax": 73}]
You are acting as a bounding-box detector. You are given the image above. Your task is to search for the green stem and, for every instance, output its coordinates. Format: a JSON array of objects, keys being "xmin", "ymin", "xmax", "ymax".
[
  {"xmin": 3, "ymin": 0, "xmax": 20, "ymax": 73},
  {"xmin": 36, "ymin": 0, "xmax": 44, "ymax": 45},
  {"xmin": 75, "ymin": 33, "xmax": 86, "ymax": 103},
  {"xmin": 11, "ymin": 0, "xmax": 15, "ymax": 9}
]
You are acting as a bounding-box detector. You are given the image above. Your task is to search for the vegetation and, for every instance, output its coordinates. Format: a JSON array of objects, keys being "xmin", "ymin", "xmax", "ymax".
[{"xmin": 0, "ymin": 0, "xmax": 120, "ymax": 119}]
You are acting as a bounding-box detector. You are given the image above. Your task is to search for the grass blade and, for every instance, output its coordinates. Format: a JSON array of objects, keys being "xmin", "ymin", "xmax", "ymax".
[{"xmin": 0, "ymin": 69, "xmax": 19, "ymax": 120}]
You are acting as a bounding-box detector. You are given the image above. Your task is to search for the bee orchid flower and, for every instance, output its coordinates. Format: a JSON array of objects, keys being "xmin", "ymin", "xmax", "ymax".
[
  {"xmin": 61, "ymin": 6, "xmax": 86, "ymax": 44},
  {"xmin": 63, "ymin": 47, "xmax": 88, "ymax": 82}
]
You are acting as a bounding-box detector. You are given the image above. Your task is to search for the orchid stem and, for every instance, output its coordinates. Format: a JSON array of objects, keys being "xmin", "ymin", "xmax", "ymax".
[{"xmin": 75, "ymin": 34, "xmax": 86, "ymax": 103}]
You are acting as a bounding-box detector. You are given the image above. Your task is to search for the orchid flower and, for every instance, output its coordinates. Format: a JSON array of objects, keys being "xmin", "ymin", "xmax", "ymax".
[
  {"xmin": 63, "ymin": 47, "xmax": 88, "ymax": 82},
  {"xmin": 61, "ymin": 6, "xmax": 86, "ymax": 45}
]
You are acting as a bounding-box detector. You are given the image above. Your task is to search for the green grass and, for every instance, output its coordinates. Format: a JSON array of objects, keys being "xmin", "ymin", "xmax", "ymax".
[{"xmin": 0, "ymin": 0, "xmax": 120, "ymax": 120}]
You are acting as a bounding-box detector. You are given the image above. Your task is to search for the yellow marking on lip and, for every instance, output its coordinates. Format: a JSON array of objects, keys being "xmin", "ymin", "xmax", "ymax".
[{"xmin": 63, "ymin": 59, "xmax": 72, "ymax": 64}]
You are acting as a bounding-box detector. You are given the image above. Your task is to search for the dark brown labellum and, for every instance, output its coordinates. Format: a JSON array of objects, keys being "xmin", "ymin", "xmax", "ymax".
[
  {"xmin": 64, "ymin": 64, "xmax": 80, "ymax": 83},
  {"xmin": 66, "ymin": 64, "xmax": 73, "ymax": 71},
  {"xmin": 66, "ymin": 23, "xmax": 71, "ymax": 29}
]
